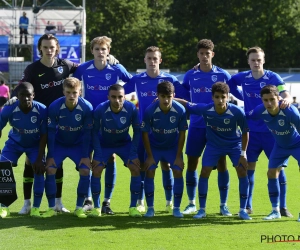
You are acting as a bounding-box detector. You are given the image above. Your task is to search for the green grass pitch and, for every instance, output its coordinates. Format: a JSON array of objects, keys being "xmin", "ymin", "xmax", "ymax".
[{"xmin": 1, "ymin": 125, "xmax": 300, "ymax": 250}]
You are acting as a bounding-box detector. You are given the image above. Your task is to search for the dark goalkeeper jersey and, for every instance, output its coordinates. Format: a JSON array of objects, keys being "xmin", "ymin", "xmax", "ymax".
[{"xmin": 20, "ymin": 58, "xmax": 78, "ymax": 107}]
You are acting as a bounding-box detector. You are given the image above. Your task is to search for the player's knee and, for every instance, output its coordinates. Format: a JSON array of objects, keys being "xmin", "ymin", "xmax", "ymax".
[
  {"xmin": 267, "ymin": 168, "xmax": 279, "ymax": 179},
  {"xmin": 160, "ymin": 162, "xmax": 170, "ymax": 170},
  {"xmin": 146, "ymin": 169, "xmax": 155, "ymax": 178},
  {"xmin": 129, "ymin": 165, "xmax": 140, "ymax": 177},
  {"xmin": 200, "ymin": 167, "xmax": 212, "ymax": 178},
  {"xmin": 172, "ymin": 169, "xmax": 182, "ymax": 178},
  {"xmin": 46, "ymin": 167, "xmax": 57, "ymax": 175},
  {"xmin": 187, "ymin": 156, "xmax": 199, "ymax": 171},
  {"xmin": 92, "ymin": 166, "xmax": 104, "ymax": 177},
  {"xmin": 107, "ymin": 154, "xmax": 116, "ymax": 163}
]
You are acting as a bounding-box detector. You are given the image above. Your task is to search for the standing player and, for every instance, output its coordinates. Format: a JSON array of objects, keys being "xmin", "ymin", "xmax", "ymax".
[
  {"xmin": 176, "ymin": 82, "xmax": 251, "ymax": 220},
  {"xmin": 181, "ymin": 39, "xmax": 243, "ymax": 215},
  {"xmin": 73, "ymin": 36, "xmax": 132, "ymax": 214},
  {"xmin": 0, "ymin": 82, "xmax": 47, "ymax": 218},
  {"xmin": 43, "ymin": 77, "xmax": 93, "ymax": 218},
  {"xmin": 123, "ymin": 46, "xmax": 189, "ymax": 213},
  {"xmin": 229, "ymin": 47, "xmax": 292, "ymax": 216},
  {"xmin": 91, "ymin": 84, "xmax": 141, "ymax": 217},
  {"xmin": 141, "ymin": 81, "xmax": 188, "ymax": 218},
  {"xmin": 247, "ymin": 85, "xmax": 300, "ymax": 220}
]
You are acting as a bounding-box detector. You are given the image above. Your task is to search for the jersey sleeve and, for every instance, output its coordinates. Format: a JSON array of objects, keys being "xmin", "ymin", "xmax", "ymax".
[
  {"xmin": 186, "ymin": 102, "xmax": 206, "ymax": 116},
  {"xmin": 182, "ymin": 71, "xmax": 191, "ymax": 91},
  {"xmin": 0, "ymin": 105, "xmax": 11, "ymax": 131},
  {"xmin": 123, "ymin": 77, "xmax": 135, "ymax": 94},
  {"xmin": 81, "ymin": 103, "xmax": 93, "ymax": 158},
  {"xmin": 92, "ymin": 107, "xmax": 103, "ymax": 162},
  {"xmin": 140, "ymin": 107, "xmax": 152, "ymax": 132},
  {"xmin": 129, "ymin": 106, "xmax": 140, "ymax": 160},
  {"xmin": 246, "ymin": 104, "xmax": 264, "ymax": 120},
  {"xmin": 39, "ymin": 106, "xmax": 48, "ymax": 135},
  {"xmin": 20, "ymin": 64, "xmax": 34, "ymax": 83},
  {"xmin": 47, "ymin": 102, "xmax": 58, "ymax": 158},
  {"xmin": 117, "ymin": 64, "xmax": 132, "ymax": 84},
  {"xmin": 178, "ymin": 108, "xmax": 188, "ymax": 131},
  {"xmin": 236, "ymin": 109, "xmax": 249, "ymax": 134},
  {"xmin": 287, "ymin": 105, "xmax": 300, "ymax": 130},
  {"xmin": 72, "ymin": 65, "xmax": 82, "ymax": 80},
  {"xmin": 172, "ymin": 76, "xmax": 190, "ymax": 101},
  {"xmin": 227, "ymin": 75, "xmax": 244, "ymax": 101},
  {"xmin": 64, "ymin": 59, "xmax": 79, "ymax": 75}
]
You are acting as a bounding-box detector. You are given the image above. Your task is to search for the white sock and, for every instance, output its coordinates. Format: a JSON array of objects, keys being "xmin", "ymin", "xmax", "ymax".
[
  {"xmin": 104, "ymin": 198, "xmax": 110, "ymax": 203},
  {"xmin": 272, "ymin": 207, "xmax": 279, "ymax": 212},
  {"xmin": 24, "ymin": 199, "xmax": 31, "ymax": 206},
  {"xmin": 189, "ymin": 200, "xmax": 196, "ymax": 205},
  {"xmin": 166, "ymin": 200, "xmax": 172, "ymax": 206},
  {"xmin": 137, "ymin": 200, "xmax": 145, "ymax": 206},
  {"xmin": 55, "ymin": 198, "xmax": 61, "ymax": 204}
]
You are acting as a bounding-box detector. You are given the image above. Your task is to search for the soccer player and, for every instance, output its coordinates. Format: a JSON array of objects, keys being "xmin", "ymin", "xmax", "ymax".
[
  {"xmin": 229, "ymin": 46, "xmax": 292, "ymax": 216},
  {"xmin": 0, "ymin": 82, "xmax": 47, "ymax": 218},
  {"xmin": 176, "ymin": 82, "xmax": 251, "ymax": 220},
  {"xmin": 43, "ymin": 77, "xmax": 93, "ymax": 218},
  {"xmin": 141, "ymin": 81, "xmax": 188, "ymax": 218},
  {"xmin": 246, "ymin": 85, "xmax": 300, "ymax": 220},
  {"xmin": 123, "ymin": 46, "xmax": 189, "ymax": 213},
  {"xmin": 91, "ymin": 84, "xmax": 141, "ymax": 217},
  {"xmin": 73, "ymin": 36, "xmax": 132, "ymax": 214},
  {"xmin": 180, "ymin": 39, "xmax": 243, "ymax": 215}
]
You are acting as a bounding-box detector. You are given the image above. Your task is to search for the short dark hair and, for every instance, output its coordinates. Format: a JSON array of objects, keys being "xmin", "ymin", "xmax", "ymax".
[
  {"xmin": 212, "ymin": 82, "xmax": 229, "ymax": 95},
  {"xmin": 38, "ymin": 34, "xmax": 60, "ymax": 57},
  {"xmin": 246, "ymin": 46, "xmax": 265, "ymax": 59},
  {"xmin": 108, "ymin": 84, "xmax": 124, "ymax": 93},
  {"xmin": 0, "ymin": 80, "xmax": 4, "ymax": 84},
  {"xmin": 15, "ymin": 82, "xmax": 34, "ymax": 95},
  {"xmin": 145, "ymin": 46, "xmax": 161, "ymax": 57},
  {"xmin": 196, "ymin": 39, "xmax": 214, "ymax": 51},
  {"xmin": 157, "ymin": 81, "xmax": 174, "ymax": 95},
  {"xmin": 260, "ymin": 85, "xmax": 279, "ymax": 97}
]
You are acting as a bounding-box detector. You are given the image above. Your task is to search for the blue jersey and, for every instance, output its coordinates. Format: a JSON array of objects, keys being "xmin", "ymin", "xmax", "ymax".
[
  {"xmin": 73, "ymin": 61, "xmax": 132, "ymax": 109},
  {"xmin": 248, "ymin": 104, "xmax": 300, "ymax": 149},
  {"xmin": 182, "ymin": 65, "xmax": 242, "ymax": 128},
  {"xmin": 141, "ymin": 100, "xmax": 188, "ymax": 148},
  {"xmin": 123, "ymin": 71, "xmax": 189, "ymax": 122},
  {"xmin": 93, "ymin": 100, "xmax": 140, "ymax": 161},
  {"xmin": 47, "ymin": 97, "xmax": 93, "ymax": 158},
  {"xmin": 186, "ymin": 102, "xmax": 249, "ymax": 148},
  {"xmin": 229, "ymin": 70, "xmax": 286, "ymax": 132},
  {"xmin": 0, "ymin": 101, "xmax": 47, "ymax": 148}
]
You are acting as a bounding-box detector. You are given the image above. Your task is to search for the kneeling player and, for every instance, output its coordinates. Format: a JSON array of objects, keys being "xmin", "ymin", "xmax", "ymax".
[
  {"xmin": 247, "ymin": 85, "xmax": 300, "ymax": 221},
  {"xmin": 141, "ymin": 81, "xmax": 188, "ymax": 218},
  {"xmin": 44, "ymin": 77, "xmax": 93, "ymax": 218},
  {"xmin": 92, "ymin": 84, "xmax": 141, "ymax": 217},
  {"xmin": 176, "ymin": 82, "xmax": 251, "ymax": 220},
  {"xmin": 0, "ymin": 82, "xmax": 47, "ymax": 218}
]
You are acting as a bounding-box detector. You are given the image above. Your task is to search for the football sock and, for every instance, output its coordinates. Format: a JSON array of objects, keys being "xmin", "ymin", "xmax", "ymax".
[
  {"xmin": 218, "ymin": 170, "xmax": 229, "ymax": 204},
  {"xmin": 87, "ymin": 171, "xmax": 92, "ymax": 199},
  {"xmin": 246, "ymin": 170, "xmax": 255, "ymax": 208},
  {"xmin": 138, "ymin": 171, "xmax": 146, "ymax": 202},
  {"xmin": 268, "ymin": 178, "xmax": 280, "ymax": 208},
  {"xmin": 144, "ymin": 177, "xmax": 154, "ymax": 207},
  {"xmin": 130, "ymin": 176, "xmax": 141, "ymax": 207},
  {"xmin": 33, "ymin": 174, "xmax": 44, "ymax": 208},
  {"xmin": 23, "ymin": 163, "xmax": 34, "ymax": 200},
  {"xmin": 162, "ymin": 169, "xmax": 173, "ymax": 202},
  {"xmin": 91, "ymin": 176, "xmax": 101, "ymax": 208},
  {"xmin": 239, "ymin": 176, "xmax": 249, "ymax": 209},
  {"xmin": 186, "ymin": 170, "xmax": 198, "ymax": 202},
  {"xmin": 55, "ymin": 164, "xmax": 63, "ymax": 198},
  {"xmin": 173, "ymin": 177, "xmax": 184, "ymax": 208},
  {"xmin": 45, "ymin": 174, "xmax": 56, "ymax": 208},
  {"xmin": 198, "ymin": 176, "xmax": 209, "ymax": 209},
  {"xmin": 279, "ymin": 169, "xmax": 287, "ymax": 208},
  {"xmin": 76, "ymin": 175, "xmax": 90, "ymax": 207},
  {"xmin": 104, "ymin": 162, "xmax": 116, "ymax": 199}
]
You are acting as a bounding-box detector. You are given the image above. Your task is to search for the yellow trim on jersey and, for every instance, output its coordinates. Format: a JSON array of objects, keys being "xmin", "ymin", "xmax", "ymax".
[{"xmin": 277, "ymin": 84, "xmax": 286, "ymax": 92}]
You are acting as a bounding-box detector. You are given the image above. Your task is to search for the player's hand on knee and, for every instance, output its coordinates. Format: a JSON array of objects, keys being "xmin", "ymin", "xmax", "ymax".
[
  {"xmin": 32, "ymin": 160, "xmax": 45, "ymax": 175},
  {"xmin": 238, "ymin": 156, "xmax": 248, "ymax": 170},
  {"xmin": 127, "ymin": 158, "xmax": 140, "ymax": 168},
  {"xmin": 107, "ymin": 54, "xmax": 119, "ymax": 65},
  {"xmin": 173, "ymin": 157, "xmax": 184, "ymax": 170},
  {"xmin": 79, "ymin": 157, "xmax": 92, "ymax": 169},
  {"xmin": 91, "ymin": 159, "xmax": 105, "ymax": 170},
  {"xmin": 144, "ymin": 157, "xmax": 156, "ymax": 171},
  {"xmin": 4, "ymin": 96, "xmax": 18, "ymax": 106},
  {"xmin": 45, "ymin": 157, "xmax": 56, "ymax": 169}
]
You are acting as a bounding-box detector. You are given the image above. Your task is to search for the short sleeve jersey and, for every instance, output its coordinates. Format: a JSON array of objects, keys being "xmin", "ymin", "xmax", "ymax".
[
  {"xmin": 73, "ymin": 61, "xmax": 132, "ymax": 109},
  {"xmin": 186, "ymin": 102, "xmax": 249, "ymax": 148},
  {"xmin": 0, "ymin": 100, "xmax": 47, "ymax": 148},
  {"xmin": 21, "ymin": 58, "xmax": 78, "ymax": 107},
  {"xmin": 47, "ymin": 96, "xmax": 93, "ymax": 146},
  {"xmin": 141, "ymin": 100, "xmax": 188, "ymax": 148}
]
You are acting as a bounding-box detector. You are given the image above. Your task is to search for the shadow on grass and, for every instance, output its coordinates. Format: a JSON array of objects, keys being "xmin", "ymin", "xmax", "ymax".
[{"xmin": 0, "ymin": 211, "xmax": 293, "ymax": 231}]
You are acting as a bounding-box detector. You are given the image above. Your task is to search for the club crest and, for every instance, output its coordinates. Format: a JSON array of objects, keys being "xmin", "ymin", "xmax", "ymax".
[
  {"xmin": 278, "ymin": 119, "xmax": 284, "ymax": 126},
  {"xmin": 120, "ymin": 117, "xmax": 126, "ymax": 124},
  {"xmin": 260, "ymin": 82, "xmax": 266, "ymax": 88},
  {"xmin": 170, "ymin": 116, "xmax": 176, "ymax": 123},
  {"xmin": 211, "ymin": 75, "xmax": 217, "ymax": 82},
  {"xmin": 224, "ymin": 118, "xmax": 230, "ymax": 124},
  {"xmin": 106, "ymin": 73, "xmax": 111, "ymax": 80},
  {"xmin": 75, "ymin": 114, "xmax": 81, "ymax": 121},
  {"xmin": 31, "ymin": 116, "xmax": 37, "ymax": 123},
  {"xmin": 48, "ymin": 117, "xmax": 51, "ymax": 125},
  {"xmin": 58, "ymin": 66, "xmax": 63, "ymax": 74}
]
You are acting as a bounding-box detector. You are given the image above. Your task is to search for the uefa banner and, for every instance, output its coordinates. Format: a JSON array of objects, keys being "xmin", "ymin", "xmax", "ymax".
[
  {"xmin": 0, "ymin": 36, "xmax": 9, "ymax": 72},
  {"xmin": 33, "ymin": 35, "xmax": 81, "ymax": 63}
]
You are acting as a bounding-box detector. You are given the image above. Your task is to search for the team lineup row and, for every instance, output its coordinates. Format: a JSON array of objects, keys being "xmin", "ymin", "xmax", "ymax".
[{"xmin": 0, "ymin": 35, "xmax": 298, "ymax": 221}]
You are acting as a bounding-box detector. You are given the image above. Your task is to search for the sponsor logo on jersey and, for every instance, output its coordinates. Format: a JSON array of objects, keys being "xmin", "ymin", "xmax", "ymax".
[
  {"xmin": 140, "ymin": 121, "xmax": 145, "ymax": 128},
  {"xmin": 105, "ymin": 73, "xmax": 111, "ymax": 80},
  {"xmin": 13, "ymin": 118, "xmax": 20, "ymax": 121},
  {"xmin": 88, "ymin": 75, "xmax": 95, "ymax": 78},
  {"xmin": 260, "ymin": 82, "xmax": 266, "ymax": 88},
  {"xmin": 31, "ymin": 116, "xmax": 37, "ymax": 123},
  {"xmin": 268, "ymin": 128, "xmax": 290, "ymax": 136},
  {"xmin": 170, "ymin": 116, "xmax": 176, "ymax": 123},
  {"xmin": 120, "ymin": 117, "xmax": 126, "ymax": 124},
  {"xmin": 104, "ymin": 126, "xmax": 129, "ymax": 134},
  {"xmin": 278, "ymin": 119, "xmax": 285, "ymax": 126},
  {"xmin": 206, "ymin": 122, "xmax": 232, "ymax": 132},
  {"xmin": 153, "ymin": 119, "xmax": 160, "ymax": 121},
  {"xmin": 58, "ymin": 66, "xmax": 63, "ymax": 74},
  {"xmin": 152, "ymin": 127, "xmax": 178, "ymax": 134},
  {"xmin": 86, "ymin": 84, "xmax": 111, "ymax": 91},
  {"xmin": 193, "ymin": 87, "xmax": 212, "ymax": 93},
  {"xmin": 15, "ymin": 127, "xmax": 39, "ymax": 134},
  {"xmin": 38, "ymin": 73, "xmax": 45, "ymax": 77},
  {"xmin": 158, "ymin": 79, "xmax": 164, "ymax": 83},
  {"xmin": 75, "ymin": 114, "xmax": 81, "ymax": 121},
  {"xmin": 106, "ymin": 119, "xmax": 112, "ymax": 121},
  {"xmin": 211, "ymin": 75, "xmax": 217, "ymax": 82},
  {"xmin": 224, "ymin": 118, "xmax": 230, "ymax": 124},
  {"xmin": 41, "ymin": 79, "xmax": 64, "ymax": 89},
  {"xmin": 58, "ymin": 124, "xmax": 83, "ymax": 131},
  {"xmin": 194, "ymin": 78, "xmax": 201, "ymax": 81},
  {"xmin": 140, "ymin": 91, "xmax": 157, "ymax": 97},
  {"xmin": 245, "ymin": 91, "xmax": 261, "ymax": 98},
  {"xmin": 48, "ymin": 117, "xmax": 51, "ymax": 125}
]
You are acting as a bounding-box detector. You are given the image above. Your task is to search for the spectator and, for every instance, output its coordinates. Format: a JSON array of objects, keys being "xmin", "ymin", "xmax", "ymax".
[
  {"xmin": 45, "ymin": 21, "xmax": 56, "ymax": 35},
  {"xmin": 128, "ymin": 93, "xmax": 139, "ymax": 109},
  {"xmin": 19, "ymin": 12, "xmax": 29, "ymax": 44},
  {"xmin": 292, "ymin": 96, "xmax": 299, "ymax": 110},
  {"xmin": 73, "ymin": 20, "xmax": 81, "ymax": 35}
]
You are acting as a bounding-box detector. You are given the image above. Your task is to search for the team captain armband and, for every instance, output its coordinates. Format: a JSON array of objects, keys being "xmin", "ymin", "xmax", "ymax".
[{"xmin": 277, "ymin": 85, "xmax": 286, "ymax": 93}]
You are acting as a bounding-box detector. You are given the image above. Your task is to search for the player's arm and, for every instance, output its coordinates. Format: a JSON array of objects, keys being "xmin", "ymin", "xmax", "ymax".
[
  {"xmin": 227, "ymin": 75, "xmax": 244, "ymax": 101},
  {"xmin": 117, "ymin": 64, "xmax": 133, "ymax": 84},
  {"xmin": 237, "ymin": 111, "xmax": 249, "ymax": 170},
  {"xmin": 279, "ymin": 90, "xmax": 292, "ymax": 109},
  {"xmin": 288, "ymin": 105, "xmax": 300, "ymax": 131},
  {"xmin": 128, "ymin": 107, "xmax": 140, "ymax": 167},
  {"xmin": 123, "ymin": 77, "xmax": 135, "ymax": 95},
  {"xmin": 173, "ymin": 130, "xmax": 186, "ymax": 169},
  {"xmin": 245, "ymin": 105, "xmax": 263, "ymax": 120},
  {"xmin": 172, "ymin": 76, "xmax": 190, "ymax": 101},
  {"xmin": 91, "ymin": 108, "xmax": 105, "ymax": 168},
  {"xmin": 174, "ymin": 98, "xmax": 206, "ymax": 116}
]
